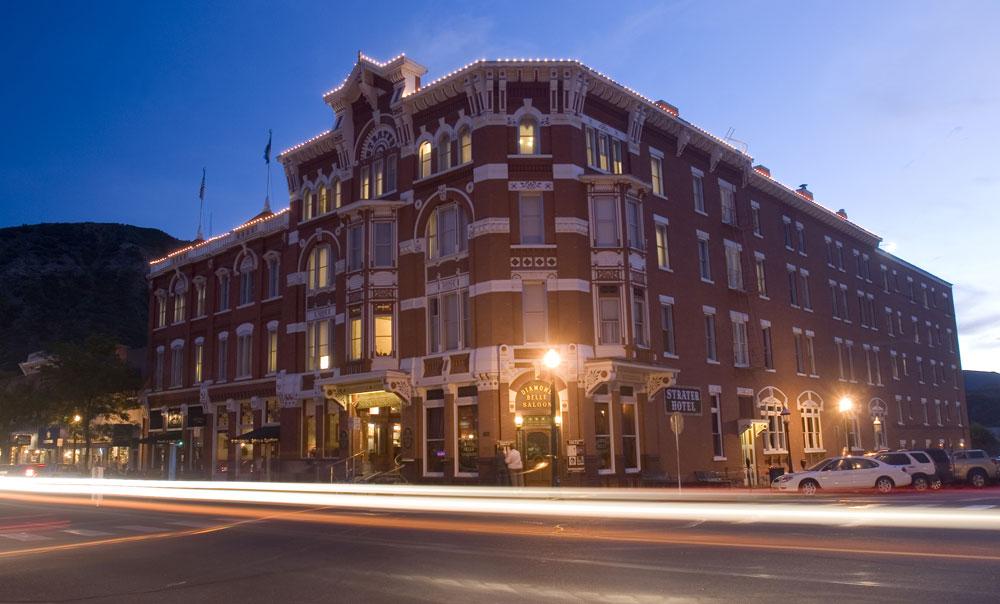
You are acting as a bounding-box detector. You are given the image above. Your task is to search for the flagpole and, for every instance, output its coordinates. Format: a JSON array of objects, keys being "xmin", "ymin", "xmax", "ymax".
[
  {"xmin": 263, "ymin": 129, "xmax": 272, "ymax": 213},
  {"xmin": 196, "ymin": 167, "xmax": 206, "ymax": 240}
]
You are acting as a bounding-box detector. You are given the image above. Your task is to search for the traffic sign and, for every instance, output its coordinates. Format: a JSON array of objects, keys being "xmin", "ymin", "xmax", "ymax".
[{"xmin": 670, "ymin": 412, "xmax": 685, "ymax": 435}]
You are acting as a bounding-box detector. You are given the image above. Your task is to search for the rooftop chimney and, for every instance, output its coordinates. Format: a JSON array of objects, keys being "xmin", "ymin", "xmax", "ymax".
[
  {"xmin": 753, "ymin": 164, "xmax": 771, "ymax": 177},
  {"xmin": 837, "ymin": 209, "xmax": 848, "ymax": 220},
  {"xmin": 796, "ymin": 184, "xmax": 813, "ymax": 200},
  {"xmin": 655, "ymin": 100, "xmax": 679, "ymax": 117}
]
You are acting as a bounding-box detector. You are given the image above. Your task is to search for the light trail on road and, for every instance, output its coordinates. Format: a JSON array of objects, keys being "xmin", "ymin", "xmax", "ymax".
[{"xmin": 2, "ymin": 477, "xmax": 999, "ymax": 532}]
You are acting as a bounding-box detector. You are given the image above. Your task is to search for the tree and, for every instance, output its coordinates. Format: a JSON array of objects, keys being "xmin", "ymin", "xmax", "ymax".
[
  {"xmin": 0, "ymin": 372, "xmax": 53, "ymax": 465},
  {"xmin": 970, "ymin": 422, "xmax": 1000, "ymax": 456},
  {"xmin": 40, "ymin": 336, "xmax": 140, "ymax": 469}
]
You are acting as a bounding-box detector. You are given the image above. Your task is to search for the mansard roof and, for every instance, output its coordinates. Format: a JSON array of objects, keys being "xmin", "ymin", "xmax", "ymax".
[{"xmin": 279, "ymin": 54, "xmax": 882, "ymax": 246}]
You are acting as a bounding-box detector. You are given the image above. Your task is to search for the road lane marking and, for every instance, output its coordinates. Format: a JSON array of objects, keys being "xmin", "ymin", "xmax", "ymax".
[
  {"xmin": 961, "ymin": 505, "xmax": 994, "ymax": 510},
  {"xmin": 0, "ymin": 532, "xmax": 50, "ymax": 542},
  {"xmin": 63, "ymin": 529, "xmax": 112, "ymax": 537}
]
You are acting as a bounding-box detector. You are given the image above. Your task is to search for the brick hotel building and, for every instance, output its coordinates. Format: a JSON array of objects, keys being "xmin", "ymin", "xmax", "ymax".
[{"xmin": 142, "ymin": 54, "xmax": 968, "ymax": 486}]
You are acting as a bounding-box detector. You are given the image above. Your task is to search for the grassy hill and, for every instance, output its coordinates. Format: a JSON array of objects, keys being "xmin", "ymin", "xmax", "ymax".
[{"xmin": 0, "ymin": 223, "xmax": 185, "ymax": 372}]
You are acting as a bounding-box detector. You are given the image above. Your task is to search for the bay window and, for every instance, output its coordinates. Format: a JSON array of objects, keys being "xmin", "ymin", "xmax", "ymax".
[
  {"xmin": 592, "ymin": 195, "xmax": 618, "ymax": 247},
  {"xmin": 374, "ymin": 303, "xmax": 394, "ymax": 357},
  {"xmin": 597, "ymin": 286, "xmax": 621, "ymax": 345},
  {"xmin": 519, "ymin": 193, "xmax": 544, "ymax": 245},
  {"xmin": 373, "ymin": 222, "xmax": 394, "ymax": 267},
  {"xmin": 306, "ymin": 320, "xmax": 331, "ymax": 371}
]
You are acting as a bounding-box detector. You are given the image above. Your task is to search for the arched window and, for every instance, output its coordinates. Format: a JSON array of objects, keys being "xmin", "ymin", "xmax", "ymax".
[
  {"xmin": 318, "ymin": 185, "xmax": 329, "ymax": 214},
  {"xmin": 307, "ymin": 244, "xmax": 332, "ymax": 291},
  {"xmin": 459, "ymin": 128, "xmax": 472, "ymax": 164},
  {"xmin": 757, "ymin": 387, "xmax": 788, "ymax": 453},
  {"xmin": 797, "ymin": 391, "xmax": 824, "ymax": 453},
  {"xmin": 171, "ymin": 280, "xmax": 187, "ymax": 324},
  {"xmin": 418, "ymin": 141, "xmax": 432, "ymax": 178},
  {"xmin": 426, "ymin": 203, "xmax": 469, "ymax": 259},
  {"xmin": 518, "ymin": 116, "xmax": 538, "ymax": 154},
  {"xmin": 264, "ymin": 255, "xmax": 280, "ymax": 299},
  {"xmin": 437, "ymin": 135, "xmax": 452, "ymax": 172},
  {"xmin": 155, "ymin": 291, "xmax": 167, "ymax": 327},
  {"xmin": 238, "ymin": 256, "xmax": 255, "ymax": 306},
  {"xmin": 303, "ymin": 189, "xmax": 315, "ymax": 221},
  {"xmin": 332, "ymin": 179, "xmax": 342, "ymax": 209}
]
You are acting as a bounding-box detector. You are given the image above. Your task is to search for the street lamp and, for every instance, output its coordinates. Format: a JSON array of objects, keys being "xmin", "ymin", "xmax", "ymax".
[
  {"xmin": 873, "ymin": 415, "xmax": 882, "ymax": 451},
  {"xmin": 780, "ymin": 406, "xmax": 792, "ymax": 473},
  {"xmin": 71, "ymin": 414, "xmax": 82, "ymax": 466},
  {"xmin": 838, "ymin": 396, "xmax": 854, "ymax": 454},
  {"xmin": 543, "ymin": 348, "xmax": 561, "ymax": 487}
]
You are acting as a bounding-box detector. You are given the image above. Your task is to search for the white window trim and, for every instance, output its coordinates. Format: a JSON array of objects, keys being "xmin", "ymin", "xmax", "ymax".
[
  {"xmin": 454, "ymin": 396, "xmax": 479, "ymax": 478},
  {"xmin": 423, "ymin": 399, "xmax": 445, "ymax": 478}
]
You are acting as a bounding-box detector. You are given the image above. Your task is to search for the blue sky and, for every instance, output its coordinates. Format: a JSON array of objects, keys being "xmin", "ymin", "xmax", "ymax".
[{"xmin": 1, "ymin": 1, "xmax": 997, "ymax": 370}]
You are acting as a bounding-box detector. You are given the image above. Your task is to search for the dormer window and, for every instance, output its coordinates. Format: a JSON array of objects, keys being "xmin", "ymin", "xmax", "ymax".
[{"xmin": 518, "ymin": 116, "xmax": 538, "ymax": 154}]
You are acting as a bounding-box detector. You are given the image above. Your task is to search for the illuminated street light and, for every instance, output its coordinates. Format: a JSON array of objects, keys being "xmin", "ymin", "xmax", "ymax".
[
  {"xmin": 838, "ymin": 396, "xmax": 854, "ymax": 453},
  {"xmin": 72, "ymin": 414, "xmax": 82, "ymax": 423},
  {"xmin": 514, "ymin": 414, "xmax": 524, "ymax": 428},
  {"xmin": 542, "ymin": 348, "xmax": 561, "ymax": 369}
]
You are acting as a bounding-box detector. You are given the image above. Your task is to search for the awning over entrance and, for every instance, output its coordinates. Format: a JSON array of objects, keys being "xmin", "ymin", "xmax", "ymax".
[
  {"xmin": 583, "ymin": 359, "xmax": 679, "ymax": 398},
  {"xmin": 231, "ymin": 426, "xmax": 280, "ymax": 443},
  {"xmin": 139, "ymin": 430, "xmax": 184, "ymax": 444},
  {"xmin": 321, "ymin": 370, "xmax": 412, "ymax": 408}
]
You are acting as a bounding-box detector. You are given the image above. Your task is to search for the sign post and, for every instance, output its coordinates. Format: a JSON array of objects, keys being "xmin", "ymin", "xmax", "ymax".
[{"xmin": 669, "ymin": 412, "xmax": 684, "ymax": 491}]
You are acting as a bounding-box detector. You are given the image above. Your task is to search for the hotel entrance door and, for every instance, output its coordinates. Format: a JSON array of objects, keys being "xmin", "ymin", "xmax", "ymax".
[
  {"xmin": 359, "ymin": 406, "xmax": 401, "ymax": 475},
  {"xmin": 522, "ymin": 428, "xmax": 552, "ymax": 486}
]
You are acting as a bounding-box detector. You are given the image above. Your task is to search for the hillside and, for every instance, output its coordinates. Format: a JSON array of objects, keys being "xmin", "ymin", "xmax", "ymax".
[
  {"xmin": 965, "ymin": 370, "xmax": 1000, "ymax": 427},
  {"xmin": 0, "ymin": 223, "xmax": 186, "ymax": 371}
]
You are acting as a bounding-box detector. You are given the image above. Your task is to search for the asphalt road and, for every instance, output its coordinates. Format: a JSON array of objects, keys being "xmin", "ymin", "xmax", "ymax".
[{"xmin": 1, "ymin": 488, "xmax": 999, "ymax": 603}]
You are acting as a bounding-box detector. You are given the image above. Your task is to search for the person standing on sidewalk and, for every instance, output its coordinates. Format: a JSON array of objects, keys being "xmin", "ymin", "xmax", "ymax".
[{"xmin": 505, "ymin": 445, "xmax": 524, "ymax": 487}]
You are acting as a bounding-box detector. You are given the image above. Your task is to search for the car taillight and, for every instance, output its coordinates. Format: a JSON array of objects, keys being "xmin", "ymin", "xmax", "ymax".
[{"xmin": 24, "ymin": 468, "xmax": 35, "ymax": 477}]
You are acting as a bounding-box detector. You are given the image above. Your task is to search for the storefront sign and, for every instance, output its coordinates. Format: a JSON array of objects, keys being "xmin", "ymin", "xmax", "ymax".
[
  {"xmin": 664, "ymin": 387, "xmax": 702, "ymax": 415},
  {"xmin": 566, "ymin": 439, "xmax": 585, "ymax": 473},
  {"xmin": 13, "ymin": 434, "xmax": 31, "ymax": 446},
  {"xmin": 515, "ymin": 380, "xmax": 553, "ymax": 411}
]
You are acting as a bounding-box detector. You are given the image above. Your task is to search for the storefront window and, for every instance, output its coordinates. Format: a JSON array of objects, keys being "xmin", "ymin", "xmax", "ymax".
[
  {"xmin": 324, "ymin": 407, "xmax": 340, "ymax": 457},
  {"xmin": 305, "ymin": 414, "xmax": 316, "ymax": 458},
  {"xmin": 216, "ymin": 433, "xmax": 228, "ymax": 462},
  {"xmin": 265, "ymin": 398, "xmax": 280, "ymax": 424},
  {"xmin": 457, "ymin": 403, "xmax": 478, "ymax": 475},
  {"xmin": 425, "ymin": 405, "xmax": 445, "ymax": 475},
  {"xmin": 595, "ymin": 401, "xmax": 613, "ymax": 473},
  {"xmin": 621, "ymin": 401, "xmax": 638, "ymax": 472}
]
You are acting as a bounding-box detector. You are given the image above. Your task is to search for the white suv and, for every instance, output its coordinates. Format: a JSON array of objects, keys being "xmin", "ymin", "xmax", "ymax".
[{"xmin": 874, "ymin": 451, "xmax": 941, "ymax": 491}]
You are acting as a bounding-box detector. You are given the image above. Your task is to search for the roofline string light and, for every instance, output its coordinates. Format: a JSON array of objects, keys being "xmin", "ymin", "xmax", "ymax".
[{"xmin": 148, "ymin": 207, "xmax": 290, "ymax": 267}]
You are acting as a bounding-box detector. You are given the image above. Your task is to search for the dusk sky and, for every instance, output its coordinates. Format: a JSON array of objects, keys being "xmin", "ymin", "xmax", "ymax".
[{"xmin": 1, "ymin": 1, "xmax": 997, "ymax": 371}]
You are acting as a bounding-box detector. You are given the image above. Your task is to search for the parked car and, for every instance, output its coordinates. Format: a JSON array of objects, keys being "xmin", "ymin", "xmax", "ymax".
[
  {"xmin": 772, "ymin": 456, "xmax": 912, "ymax": 494},
  {"xmin": 36, "ymin": 464, "xmax": 86, "ymax": 478},
  {"xmin": 951, "ymin": 449, "xmax": 1000, "ymax": 488},
  {"xmin": 916, "ymin": 448, "xmax": 956, "ymax": 485},
  {"xmin": 0, "ymin": 463, "xmax": 46, "ymax": 477},
  {"xmin": 874, "ymin": 451, "xmax": 941, "ymax": 490}
]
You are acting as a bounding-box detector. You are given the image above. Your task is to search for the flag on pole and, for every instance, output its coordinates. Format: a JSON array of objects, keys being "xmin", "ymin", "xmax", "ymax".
[
  {"xmin": 264, "ymin": 129, "xmax": 272, "ymax": 164},
  {"xmin": 198, "ymin": 167, "xmax": 206, "ymax": 201}
]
